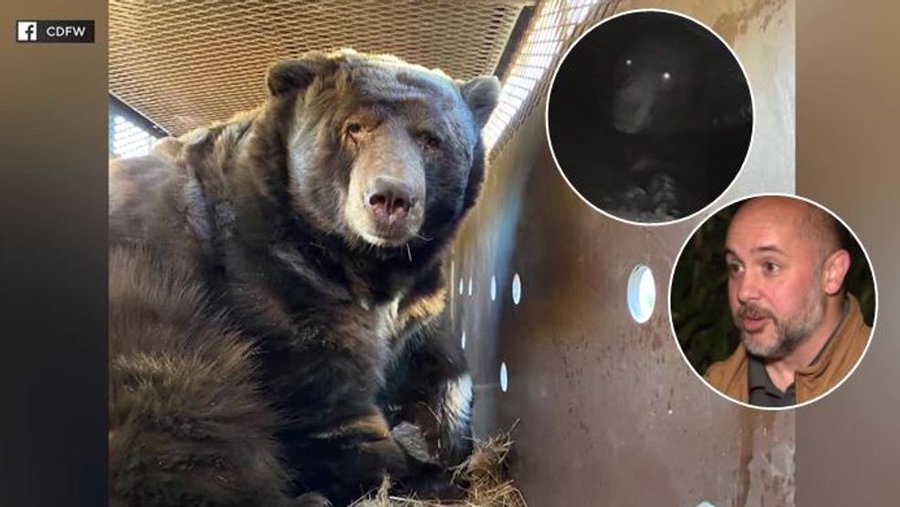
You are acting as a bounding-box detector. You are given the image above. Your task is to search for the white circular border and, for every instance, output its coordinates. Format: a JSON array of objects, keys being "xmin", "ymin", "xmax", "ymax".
[
  {"xmin": 667, "ymin": 192, "xmax": 880, "ymax": 411},
  {"xmin": 544, "ymin": 8, "xmax": 757, "ymax": 227}
]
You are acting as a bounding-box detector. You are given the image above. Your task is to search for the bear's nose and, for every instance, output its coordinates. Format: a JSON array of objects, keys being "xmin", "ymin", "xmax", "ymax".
[{"xmin": 365, "ymin": 176, "xmax": 416, "ymax": 223}]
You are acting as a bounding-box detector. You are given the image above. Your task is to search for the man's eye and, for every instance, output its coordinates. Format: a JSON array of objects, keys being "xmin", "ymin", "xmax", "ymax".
[
  {"xmin": 764, "ymin": 262, "xmax": 780, "ymax": 274},
  {"xmin": 727, "ymin": 263, "xmax": 742, "ymax": 275}
]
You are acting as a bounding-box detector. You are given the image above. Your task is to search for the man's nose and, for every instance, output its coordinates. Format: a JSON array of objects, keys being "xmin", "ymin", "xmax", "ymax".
[{"xmin": 735, "ymin": 270, "xmax": 762, "ymax": 303}]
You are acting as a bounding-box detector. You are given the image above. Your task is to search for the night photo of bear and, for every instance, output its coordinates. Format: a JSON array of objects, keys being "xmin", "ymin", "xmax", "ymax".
[
  {"xmin": 547, "ymin": 10, "xmax": 753, "ymax": 223},
  {"xmin": 108, "ymin": 50, "xmax": 513, "ymax": 506}
]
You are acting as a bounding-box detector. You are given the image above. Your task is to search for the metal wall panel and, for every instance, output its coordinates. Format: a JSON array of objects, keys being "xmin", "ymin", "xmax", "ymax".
[{"xmin": 451, "ymin": 1, "xmax": 796, "ymax": 505}]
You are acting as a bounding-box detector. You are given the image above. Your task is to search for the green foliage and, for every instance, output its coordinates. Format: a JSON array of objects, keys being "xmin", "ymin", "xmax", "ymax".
[
  {"xmin": 844, "ymin": 233, "xmax": 876, "ymax": 326},
  {"xmin": 672, "ymin": 203, "xmax": 739, "ymax": 374},
  {"xmin": 671, "ymin": 202, "xmax": 876, "ymax": 375}
]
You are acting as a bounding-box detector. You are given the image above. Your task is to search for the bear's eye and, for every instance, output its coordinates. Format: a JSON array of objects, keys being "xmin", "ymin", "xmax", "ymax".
[
  {"xmin": 419, "ymin": 132, "xmax": 442, "ymax": 151},
  {"xmin": 345, "ymin": 122, "xmax": 364, "ymax": 139}
]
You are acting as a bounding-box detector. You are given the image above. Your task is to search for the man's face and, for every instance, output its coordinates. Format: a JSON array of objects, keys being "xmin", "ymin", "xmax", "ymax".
[{"xmin": 724, "ymin": 199, "xmax": 827, "ymax": 359}]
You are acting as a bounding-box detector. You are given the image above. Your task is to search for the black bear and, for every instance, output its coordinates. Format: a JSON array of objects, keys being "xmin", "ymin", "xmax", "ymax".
[{"xmin": 109, "ymin": 49, "xmax": 499, "ymax": 506}]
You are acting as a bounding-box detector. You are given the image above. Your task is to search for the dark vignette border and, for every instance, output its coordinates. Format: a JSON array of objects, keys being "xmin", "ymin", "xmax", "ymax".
[{"xmin": 0, "ymin": 1, "xmax": 107, "ymax": 505}]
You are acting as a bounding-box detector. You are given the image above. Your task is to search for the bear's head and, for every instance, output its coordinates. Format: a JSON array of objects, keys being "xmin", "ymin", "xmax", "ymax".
[
  {"xmin": 262, "ymin": 50, "xmax": 500, "ymax": 252},
  {"xmin": 610, "ymin": 31, "xmax": 703, "ymax": 135}
]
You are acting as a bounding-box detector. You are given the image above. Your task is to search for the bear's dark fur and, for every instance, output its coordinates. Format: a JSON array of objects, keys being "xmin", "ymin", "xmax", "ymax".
[{"xmin": 109, "ymin": 49, "xmax": 499, "ymax": 506}]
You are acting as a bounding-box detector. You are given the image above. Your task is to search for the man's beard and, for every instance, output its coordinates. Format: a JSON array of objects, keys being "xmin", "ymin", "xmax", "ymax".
[{"xmin": 734, "ymin": 284, "xmax": 826, "ymax": 360}]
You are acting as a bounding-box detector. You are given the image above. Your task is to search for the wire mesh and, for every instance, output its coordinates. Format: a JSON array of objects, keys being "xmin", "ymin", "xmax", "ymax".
[
  {"xmin": 110, "ymin": 0, "xmax": 530, "ymax": 136},
  {"xmin": 109, "ymin": 113, "xmax": 159, "ymax": 159},
  {"xmin": 482, "ymin": 0, "xmax": 623, "ymax": 154}
]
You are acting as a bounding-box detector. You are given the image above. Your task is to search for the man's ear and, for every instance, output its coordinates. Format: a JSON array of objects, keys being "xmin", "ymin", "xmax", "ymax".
[
  {"xmin": 823, "ymin": 249, "xmax": 851, "ymax": 295},
  {"xmin": 266, "ymin": 59, "xmax": 319, "ymax": 96},
  {"xmin": 459, "ymin": 76, "xmax": 501, "ymax": 129}
]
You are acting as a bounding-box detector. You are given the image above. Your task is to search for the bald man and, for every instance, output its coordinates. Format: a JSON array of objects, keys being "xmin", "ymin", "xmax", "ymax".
[{"xmin": 704, "ymin": 196, "xmax": 871, "ymax": 407}]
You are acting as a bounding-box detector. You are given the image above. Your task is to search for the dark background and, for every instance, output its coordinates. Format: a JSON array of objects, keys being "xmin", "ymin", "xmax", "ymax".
[{"xmin": 0, "ymin": 1, "xmax": 107, "ymax": 505}]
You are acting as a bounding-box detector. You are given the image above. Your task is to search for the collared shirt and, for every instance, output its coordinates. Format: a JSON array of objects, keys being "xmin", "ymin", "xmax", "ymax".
[
  {"xmin": 706, "ymin": 294, "xmax": 871, "ymax": 405},
  {"xmin": 746, "ymin": 299, "xmax": 850, "ymax": 407},
  {"xmin": 747, "ymin": 357, "xmax": 796, "ymax": 407}
]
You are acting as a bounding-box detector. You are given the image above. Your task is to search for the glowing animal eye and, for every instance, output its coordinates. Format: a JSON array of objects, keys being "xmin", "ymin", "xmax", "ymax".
[
  {"xmin": 662, "ymin": 71, "xmax": 671, "ymax": 81},
  {"xmin": 625, "ymin": 58, "xmax": 632, "ymax": 66}
]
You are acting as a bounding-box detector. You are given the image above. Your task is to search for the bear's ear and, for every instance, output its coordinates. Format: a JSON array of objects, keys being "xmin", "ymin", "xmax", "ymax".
[
  {"xmin": 459, "ymin": 76, "xmax": 501, "ymax": 129},
  {"xmin": 266, "ymin": 59, "xmax": 318, "ymax": 96}
]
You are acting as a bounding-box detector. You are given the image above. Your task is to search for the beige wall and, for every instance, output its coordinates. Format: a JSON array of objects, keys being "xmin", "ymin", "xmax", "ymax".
[{"xmin": 796, "ymin": 0, "xmax": 900, "ymax": 505}]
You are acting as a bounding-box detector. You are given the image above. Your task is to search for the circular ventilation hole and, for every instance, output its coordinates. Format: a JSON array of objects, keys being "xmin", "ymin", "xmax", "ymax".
[
  {"xmin": 511, "ymin": 273, "xmax": 522, "ymax": 305},
  {"xmin": 627, "ymin": 264, "xmax": 655, "ymax": 323}
]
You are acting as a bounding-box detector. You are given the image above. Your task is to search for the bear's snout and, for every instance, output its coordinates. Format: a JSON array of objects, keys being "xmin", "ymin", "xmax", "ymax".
[
  {"xmin": 612, "ymin": 85, "xmax": 655, "ymax": 134},
  {"xmin": 365, "ymin": 176, "xmax": 417, "ymax": 225}
]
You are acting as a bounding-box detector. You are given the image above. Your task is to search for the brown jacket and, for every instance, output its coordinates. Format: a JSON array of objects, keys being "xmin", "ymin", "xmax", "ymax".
[{"xmin": 705, "ymin": 294, "xmax": 871, "ymax": 405}]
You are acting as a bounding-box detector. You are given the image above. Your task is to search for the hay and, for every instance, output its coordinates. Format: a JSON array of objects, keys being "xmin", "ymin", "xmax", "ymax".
[{"xmin": 351, "ymin": 424, "xmax": 526, "ymax": 507}]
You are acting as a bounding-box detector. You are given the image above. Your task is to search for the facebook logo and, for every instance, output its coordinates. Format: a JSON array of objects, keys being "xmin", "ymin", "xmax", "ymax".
[
  {"xmin": 17, "ymin": 21, "xmax": 37, "ymax": 42},
  {"xmin": 15, "ymin": 20, "xmax": 94, "ymax": 43}
]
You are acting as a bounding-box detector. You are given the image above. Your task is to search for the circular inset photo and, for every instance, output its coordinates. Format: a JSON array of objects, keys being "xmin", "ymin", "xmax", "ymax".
[
  {"xmin": 547, "ymin": 10, "xmax": 753, "ymax": 224},
  {"xmin": 670, "ymin": 194, "xmax": 877, "ymax": 409}
]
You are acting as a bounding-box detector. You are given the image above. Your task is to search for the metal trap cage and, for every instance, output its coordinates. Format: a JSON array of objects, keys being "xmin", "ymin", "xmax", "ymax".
[{"xmin": 109, "ymin": 0, "xmax": 798, "ymax": 505}]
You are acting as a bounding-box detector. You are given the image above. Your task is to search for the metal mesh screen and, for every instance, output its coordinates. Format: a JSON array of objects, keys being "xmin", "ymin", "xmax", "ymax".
[
  {"xmin": 110, "ymin": 0, "xmax": 531, "ymax": 136},
  {"xmin": 483, "ymin": 0, "xmax": 623, "ymax": 153},
  {"xmin": 109, "ymin": 113, "xmax": 159, "ymax": 159}
]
